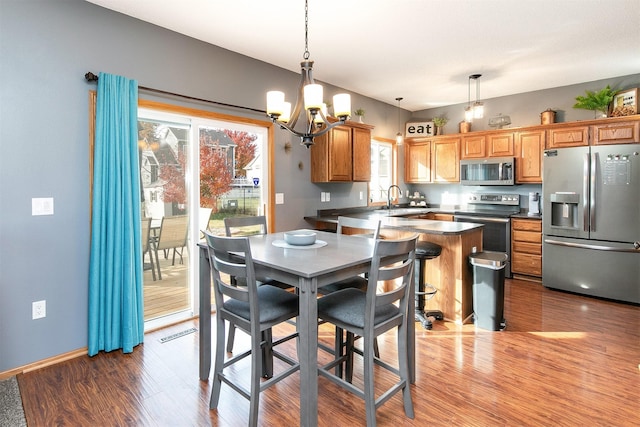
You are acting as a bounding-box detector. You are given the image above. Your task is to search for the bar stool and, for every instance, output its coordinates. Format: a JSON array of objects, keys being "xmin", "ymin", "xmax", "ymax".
[{"xmin": 415, "ymin": 240, "xmax": 443, "ymax": 330}]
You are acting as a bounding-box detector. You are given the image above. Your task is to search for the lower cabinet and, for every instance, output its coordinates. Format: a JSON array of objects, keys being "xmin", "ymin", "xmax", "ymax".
[
  {"xmin": 420, "ymin": 212, "xmax": 454, "ymax": 221},
  {"xmin": 511, "ymin": 218, "xmax": 542, "ymax": 279}
]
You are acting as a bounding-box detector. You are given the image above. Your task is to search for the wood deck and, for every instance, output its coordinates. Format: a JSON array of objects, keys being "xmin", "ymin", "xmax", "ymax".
[{"xmin": 143, "ymin": 248, "xmax": 190, "ymax": 321}]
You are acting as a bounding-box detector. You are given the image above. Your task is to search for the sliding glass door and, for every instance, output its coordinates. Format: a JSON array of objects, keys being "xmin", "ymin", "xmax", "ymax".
[{"xmin": 138, "ymin": 105, "xmax": 271, "ymax": 330}]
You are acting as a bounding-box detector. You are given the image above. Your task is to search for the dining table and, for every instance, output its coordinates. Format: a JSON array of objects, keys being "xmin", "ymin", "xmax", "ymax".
[{"xmin": 198, "ymin": 230, "xmax": 417, "ymax": 427}]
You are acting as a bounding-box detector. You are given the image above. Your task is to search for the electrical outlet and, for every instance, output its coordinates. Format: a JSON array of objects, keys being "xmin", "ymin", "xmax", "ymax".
[
  {"xmin": 32, "ymin": 300, "xmax": 46, "ymax": 319},
  {"xmin": 359, "ymin": 191, "xmax": 363, "ymax": 200},
  {"xmin": 326, "ymin": 192, "xmax": 330, "ymax": 202}
]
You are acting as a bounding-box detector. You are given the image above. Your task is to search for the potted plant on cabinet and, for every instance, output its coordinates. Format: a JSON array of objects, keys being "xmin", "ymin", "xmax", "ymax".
[
  {"xmin": 355, "ymin": 108, "xmax": 365, "ymax": 123},
  {"xmin": 432, "ymin": 116, "xmax": 448, "ymax": 135},
  {"xmin": 573, "ymin": 85, "xmax": 615, "ymax": 118}
]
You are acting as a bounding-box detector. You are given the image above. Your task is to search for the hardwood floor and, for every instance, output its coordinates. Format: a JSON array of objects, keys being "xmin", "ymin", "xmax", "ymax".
[{"xmin": 18, "ymin": 279, "xmax": 640, "ymax": 426}]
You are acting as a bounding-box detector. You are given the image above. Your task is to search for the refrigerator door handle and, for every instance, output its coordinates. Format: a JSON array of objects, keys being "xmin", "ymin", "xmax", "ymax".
[
  {"xmin": 544, "ymin": 238, "xmax": 640, "ymax": 253},
  {"xmin": 590, "ymin": 153, "xmax": 597, "ymax": 232},
  {"xmin": 583, "ymin": 153, "xmax": 589, "ymax": 232}
]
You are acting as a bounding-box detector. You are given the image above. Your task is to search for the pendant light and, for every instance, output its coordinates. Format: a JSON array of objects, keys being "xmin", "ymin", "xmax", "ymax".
[
  {"xmin": 464, "ymin": 74, "xmax": 484, "ymax": 122},
  {"xmin": 266, "ymin": 0, "xmax": 351, "ymax": 148},
  {"xmin": 395, "ymin": 97, "xmax": 404, "ymax": 146},
  {"xmin": 472, "ymin": 74, "xmax": 484, "ymax": 119}
]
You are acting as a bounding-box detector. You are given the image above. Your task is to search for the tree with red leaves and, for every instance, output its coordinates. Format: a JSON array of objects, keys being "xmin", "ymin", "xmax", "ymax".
[
  {"xmin": 199, "ymin": 143, "xmax": 233, "ymax": 211},
  {"xmin": 158, "ymin": 127, "xmax": 258, "ymax": 213},
  {"xmin": 225, "ymin": 130, "xmax": 257, "ymax": 177},
  {"xmin": 159, "ymin": 149, "xmax": 187, "ymax": 205}
]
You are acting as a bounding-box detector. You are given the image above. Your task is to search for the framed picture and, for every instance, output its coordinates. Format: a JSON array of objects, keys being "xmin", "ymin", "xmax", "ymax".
[{"xmin": 609, "ymin": 88, "xmax": 638, "ymax": 117}]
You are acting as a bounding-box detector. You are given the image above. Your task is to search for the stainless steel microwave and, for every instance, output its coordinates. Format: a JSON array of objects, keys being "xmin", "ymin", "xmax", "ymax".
[{"xmin": 460, "ymin": 157, "xmax": 515, "ymax": 186}]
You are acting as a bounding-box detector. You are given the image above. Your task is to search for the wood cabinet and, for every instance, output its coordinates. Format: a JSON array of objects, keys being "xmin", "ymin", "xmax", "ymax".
[
  {"xmin": 310, "ymin": 120, "xmax": 373, "ymax": 182},
  {"xmin": 461, "ymin": 134, "xmax": 486, "ymax": 159},
  {"xmin": 352, "ymin": 126, "xmax": 372, "ymax": 181},
  {"xmin": 515, "ymin": 129, "xmax": 545, "ymax": 183},
  {"xmin": 461, "ymin": 132, "xmax": 513, "ymax": 159},
  {"xmin": 404, "ymin": 140, "xmax": 432, "ymax": 183},
  {"xmin": 511, "ymin": 218, "xmax": 542, "ymax": 279},
  {"xmin": 405, "ymin": 136, "xmax": 460, "ymax": 183},
  {"xmin": 547, "ymin": 125, "xmax": 589, "ymax": 148},
  {"xmin": 432, "ymin": 137, "xmax": 460, "ymax": 182},
  {"xmin": 412, "ymin": 116, "xmax": 639, "ymax": 185},
  {"xmin": 421, "ymin": 212, "xmax": 454, "ymax": 221},
  {"xmin": 487, "ymin": 132, "xmax": 514, "ymax": 157},
  {"xmin": 592, "ymin": 120, "xmax": 640, "ymax": 145}
]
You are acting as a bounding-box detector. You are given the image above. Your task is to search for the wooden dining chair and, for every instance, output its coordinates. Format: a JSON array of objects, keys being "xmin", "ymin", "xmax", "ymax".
[
  {"xmin": 317, "ymin": 234, "xmax": 418, "ymax": 427},
  {"xmin": 203, "ymin": 232, "xmax": 300, "ymax": 427}
]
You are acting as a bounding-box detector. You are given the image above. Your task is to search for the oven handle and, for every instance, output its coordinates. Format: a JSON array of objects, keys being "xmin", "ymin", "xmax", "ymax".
[{"xmin": 454, "ymin": 215, "xmax": 511, "ymax": 224}]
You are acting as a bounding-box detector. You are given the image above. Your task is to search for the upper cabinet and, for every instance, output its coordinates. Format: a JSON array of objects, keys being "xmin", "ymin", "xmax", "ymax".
[
  {"xmin": 404, "ymin": 140, "xmax": 432, "ymax": 183},
  {"xmin": 432, "ymin": 137, "xmax": 460, "ymax": 182},
  {"xmin": 515, "ymin": 129, "xmax": 545, "ymax": 183},
  {"xmin": 488, "ymin": 132, "xmax": 515, "ymax": 157},
  {"xmin": 405, "ymin": 137, "xmax": 460, "ymax": 183},
  {"xmin": 310, "ymin": 120, "xmax": 374, "ymax": 183},
  {"xmin": 547, "ymin": 117, "xmax": 640, "ymax": 149},
  {"xmin": 591, "ymin": 120, "xmax": 640, "ymax": 145},
  {"xmin": 407, "ymin": 115, "xmax": 639, "ymax": 185},
  {"xmin": 461, "ymin": 134, "xmax": 486, "ymax": 159},
  {"xmin": 547, "ymin": 125, "xmax": 589, "ymax": 148},
  {"xmin": 351, "ymin": 126, "xmax": 372, "ymax": 181},
  {"xmin": 461, "ymin": 132, "xmax": 514, "ymax": 159}
]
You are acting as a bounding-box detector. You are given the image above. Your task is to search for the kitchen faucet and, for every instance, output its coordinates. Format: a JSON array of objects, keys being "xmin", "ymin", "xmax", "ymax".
[{"xmin": 387, "ymin": 185, "xmax": 401, "ymax": 209}]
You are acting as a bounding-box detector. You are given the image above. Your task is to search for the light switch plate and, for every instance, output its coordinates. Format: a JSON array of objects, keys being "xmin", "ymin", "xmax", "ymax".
[
  {"xmin": 275, "ymin": 193, "xmax": 284, "ymax": 204},
  {"xmin": 32, "ymin": 198, "xmax": 54, "ymax": 216}
]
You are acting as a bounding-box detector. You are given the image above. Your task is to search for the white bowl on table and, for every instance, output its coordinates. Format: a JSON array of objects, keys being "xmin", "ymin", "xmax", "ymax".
[{"xmin": 284, "ymin": 230, "xmax": 317, "ymax": 246}]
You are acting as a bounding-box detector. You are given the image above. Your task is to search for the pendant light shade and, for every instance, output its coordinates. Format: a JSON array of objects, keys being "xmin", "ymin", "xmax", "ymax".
[
  {"xmin": 395, "ymin": 97, "xmax": 403, "ymax": 146},
  {"xmin": 464, "ymin": 74, "xmax": 484, "ymax": 122}
]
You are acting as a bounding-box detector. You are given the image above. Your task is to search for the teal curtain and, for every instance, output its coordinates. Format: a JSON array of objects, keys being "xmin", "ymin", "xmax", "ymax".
[{"xmin": 88, "ymin": 72, "xmax": 143, "ymax": 356}]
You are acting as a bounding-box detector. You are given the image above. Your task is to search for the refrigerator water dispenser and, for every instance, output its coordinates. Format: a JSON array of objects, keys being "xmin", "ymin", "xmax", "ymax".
[{"xmin": 550, "ymin": 193, "xmax": 579, "ymax": 229}]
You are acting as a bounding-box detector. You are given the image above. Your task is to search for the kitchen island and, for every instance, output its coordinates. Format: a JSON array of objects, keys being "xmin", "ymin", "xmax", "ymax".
[{"xmin": 305, "ymin": 211, "xmax": 484, "ymax": 324}]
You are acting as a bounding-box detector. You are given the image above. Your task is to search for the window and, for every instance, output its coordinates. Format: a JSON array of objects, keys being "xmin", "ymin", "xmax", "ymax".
[{"xmin": 369, "ymin": 138, "xmax": 395, "ymax": 204}]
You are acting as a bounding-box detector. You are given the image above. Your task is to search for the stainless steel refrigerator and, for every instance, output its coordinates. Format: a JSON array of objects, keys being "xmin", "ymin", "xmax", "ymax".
[{"xmin": 542, "ymin": 143, "xmax": 640, "ymax": 304}]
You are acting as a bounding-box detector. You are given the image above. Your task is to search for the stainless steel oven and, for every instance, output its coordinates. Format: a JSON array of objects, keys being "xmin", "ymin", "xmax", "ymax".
[{"xmin": 454, "ymin": 193, "xmax": 520, "ymax": 278}]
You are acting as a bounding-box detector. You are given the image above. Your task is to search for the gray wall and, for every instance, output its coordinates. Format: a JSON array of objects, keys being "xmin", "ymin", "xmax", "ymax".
[
  {"xmin": 0, "ymin": 0, "xmax": 402, "ymax": 372},
  {"xmin": 0, "ymin": 0, "xmax": 638, "ymax": 372}
]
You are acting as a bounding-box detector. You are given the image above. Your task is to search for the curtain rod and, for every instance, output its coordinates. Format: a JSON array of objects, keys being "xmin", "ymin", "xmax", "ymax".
[{"xmin": 84, "ymin": 72, "xmax": 266, "ymax": 115}]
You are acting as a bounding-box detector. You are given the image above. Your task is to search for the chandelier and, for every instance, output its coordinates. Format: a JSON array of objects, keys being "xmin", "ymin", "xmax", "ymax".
[
  {"xmin": 464, "ymin": 74, "xmax": 484, "ymax": 122},
  {"xmin": 266, "ymin": 0, "xmax": 351, "ymax": 148}
]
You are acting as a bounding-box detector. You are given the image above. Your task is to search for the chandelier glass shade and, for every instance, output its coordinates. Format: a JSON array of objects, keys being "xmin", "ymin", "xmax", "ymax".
[{"xmin": 266, "ymin": 0, "xmax": 351, "ymax": 148}]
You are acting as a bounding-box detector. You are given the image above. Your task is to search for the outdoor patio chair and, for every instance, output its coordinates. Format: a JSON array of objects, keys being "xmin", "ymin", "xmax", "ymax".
[{"xmin": 153, "ymin": 215, "xmax": 188, "ymax": 280}]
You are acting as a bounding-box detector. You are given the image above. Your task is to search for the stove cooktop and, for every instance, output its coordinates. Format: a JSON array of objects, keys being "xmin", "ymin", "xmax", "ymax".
[{"xmin": 455, "ymin": 193, "xmax": 521, "ymax": 217}]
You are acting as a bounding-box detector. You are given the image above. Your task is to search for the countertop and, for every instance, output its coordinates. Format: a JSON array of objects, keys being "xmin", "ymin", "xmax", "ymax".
[{"xmin": 305, "ymin": 207, "xmax": 483, "ymax": 235}]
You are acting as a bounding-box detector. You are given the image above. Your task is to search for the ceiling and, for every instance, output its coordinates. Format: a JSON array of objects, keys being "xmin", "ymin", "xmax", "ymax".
[{"xmin": 86, "ymin": 0, "xmax": 639, "ymax": 112}]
